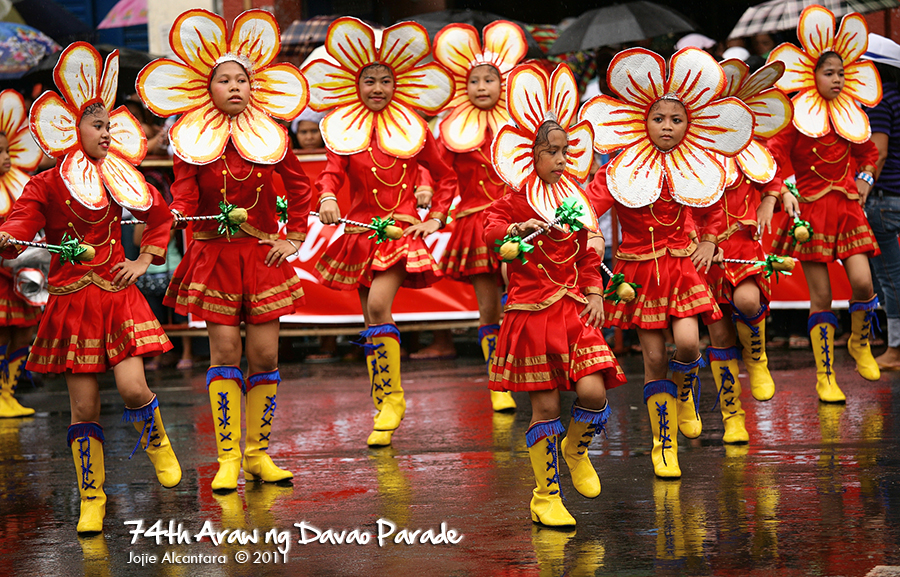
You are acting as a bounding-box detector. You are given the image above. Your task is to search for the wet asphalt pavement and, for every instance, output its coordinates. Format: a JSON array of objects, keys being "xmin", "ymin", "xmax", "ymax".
[{"xmin": 1, "ymin": 344, "xmax": 899, "ymax": 576}]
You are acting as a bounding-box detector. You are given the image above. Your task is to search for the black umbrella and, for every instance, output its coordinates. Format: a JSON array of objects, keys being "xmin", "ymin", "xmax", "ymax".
[
  {"xmin": 22, "ymin": 44, "xmax": 159, "ymax": 98},
  {"xmin": 548, "ymin": 1, "xmax": 697, "ymax": 55},
  {"xmin": 400, "ymin": 10, "xmax": 546, "ymax": 60}
]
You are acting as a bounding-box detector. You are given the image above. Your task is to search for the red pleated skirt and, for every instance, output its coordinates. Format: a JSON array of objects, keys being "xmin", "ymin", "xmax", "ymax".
[
  {"xmin": 705, "ymin": 227, "xmax": 771, "ymax": 305},
  {"xmin": 441, "ymin": 210, "xmax": 500, "ymax": 279},
  {"xmin": 489, "ymin": 296, "xmax": 626, "ymax": 392},
  {"xmin": 606, "ymin": 253, "xmax": 721, "ymax": 330},
  {"xmin": 771, "ymin": 190, "xmax": 879, "ymax": 262},
  {"xmin": 0, "ymin": 273, "xmax": 40, "ymax": 327},
  {"xmin": 27, "ymin": 283, "xmax": 172, "ymax": 373},
  {"xmin": 315, "ymin": 228, "xmax": 441, "ymax": 290},
  {"xmin": 164, "ymin": 236, "xmax": 304, "ymax": 326}
]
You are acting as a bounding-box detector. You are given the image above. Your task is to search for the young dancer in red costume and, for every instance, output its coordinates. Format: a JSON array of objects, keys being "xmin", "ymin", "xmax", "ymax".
[
  {"xmin": 303, "ymin": 18, "xmax": 458, "ymax": 447},
  {"xmin": 488, "ymin": 63, "xmax": 625, "ymax": 526},
  {"xmin": 582, "ymin": 47, "xmax": 754, "ymax": 476},
  {"xmin": 138, "ymin": 9, "xmax": 311, "ymax": 490},
  {"xmin": 0, "ymin": 89, "xmax": 43, "ymax": 418},
  {"xmin": 764, "ymin": 6, "xmax": 883, "ymax": 403},
  {"xmin": 695, "ymin": 59, "xmax": 793, "ymax": 443},
  {"xmin": 432, "ymin": 21, "xmax": 528, "ymax": 412},
  {"xmin": 0, "ymin": 43, "xmax": 181, "ymax": 533}
]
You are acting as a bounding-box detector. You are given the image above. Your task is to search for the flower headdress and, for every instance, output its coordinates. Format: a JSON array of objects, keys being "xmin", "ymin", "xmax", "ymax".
[
  {"xmin": 303, "ymin": 18, "xmax": 453, "ymax": 159},
  {"xmin": 433, "ymin": 21, "xmax": 528, "ymax": 152},
  {"xmin": 492, "ymin": 63, "xmax": 598, "ymax": 231},
  {"xmin": 30, "ymin": 42, "xmax": 152, "ymax": 211},
  {"xmin": 580, "ymin": 47, "xmax": 753, "ymax": 208},
  {"xmin": 137, "ymin": 9, "xmax": 308, "ymax": 165},
  {"xmin": 719, "ymin": 59, "xmax": 793, "ymax": 184},
  {"xmin": 0, "ymin": 90, "xmax": 42, "ymax": 216},
  {"xmin": 767, "ymin": 5, "xmax": 881, "ymax": 144}
]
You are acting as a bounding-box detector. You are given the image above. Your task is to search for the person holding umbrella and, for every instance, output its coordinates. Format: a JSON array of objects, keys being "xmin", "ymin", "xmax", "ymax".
[
  {"xmin": 763, "ymin": 6, "xmax": 882, "ymax": 403},
  {"xmin": 581, "ymin": 47, "xmax": 754, "ymax": 478},
  {"xmin": 137, "ymin": 9, "xmax": 312, "ymax": 491},
  {"xmin": 431, "ymin": 20, "xmax": 528, "ymax": 412},
  {"xmin": 486, "ymin": 62, "xmax": 625, "ymax": 526},
  {"xmin": 0, "ymin": 42, "xmax": 181, "ymax": 533},
  {"xmin": 303, "ymin": 18, "xmax": 458, "ymax": 448},
  {"xmin": 862, "ymin": 34, "xmax": 900, "ymax": 371}
]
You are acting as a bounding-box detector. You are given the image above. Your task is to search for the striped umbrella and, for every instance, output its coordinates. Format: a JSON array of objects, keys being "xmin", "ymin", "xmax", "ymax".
[{"xmin": 729, "ymin": 0, "xmax": 900, "ymax": 39}]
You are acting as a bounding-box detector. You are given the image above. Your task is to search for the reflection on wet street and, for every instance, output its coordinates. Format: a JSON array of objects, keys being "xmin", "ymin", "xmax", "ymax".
[{"xmin": 0, "ymin": 347, "xmax": 898, "ymax": 576}]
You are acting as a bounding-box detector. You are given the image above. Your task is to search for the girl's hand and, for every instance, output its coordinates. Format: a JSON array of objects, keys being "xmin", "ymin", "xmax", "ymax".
[
  {"xmin": 755, "ymin": 195, "xmax": 777, "ymax": 240},
  {"xmin": 857, "ymin": 178, "xmax": 873, "ymax": 207},
  {"xmin": 0, "ymin": 232, "xmax": 11, "ymax": 251},
  {"xmin": 579, "ymin": 294, "xmax": 605, "ymax": 328},
  {"xmin": 404, "ymin": 219, "xmax": 440, "ymax": 239},
  {"xmin": 259, "ymin": 238, "xmax": 298, "ymax": 267},
  {"xmin": 691, "ymin": 240, "xmax": 716, "ymax": 273},
  {"xmin": 112, "ymin": 254, "xmax": 152, "ymax": 288},
  {"xmin": 587, "ymin": 235, "xmax": 605, "ymax": 258},
  {"xmin": 511, "ymin": 219, "xmax": 549, "ymax": 237},
  {"xmin": 414, "ymin": 187, "xmax": 433, "ymax": 209},
  {"xmin": 317, "ymin": 198, "xmax": 341, "ymax": 224},
  {"xmin": 782, "ymin": 191, "xmax": 800, "ymax": 219}
]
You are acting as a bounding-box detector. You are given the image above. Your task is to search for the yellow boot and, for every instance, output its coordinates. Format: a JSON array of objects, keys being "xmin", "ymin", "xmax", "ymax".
[
  {"xmin": 207, "ymin": 366, "xmax": 244, "ymax": 491},
  {"xmin": 670, "ymin": 356, "xmax": 705, "ymax": 439},
  {"xmin": 0, "ymin": 345, "xmax": 35, "ymax": 417},
  {"xmin": 68, "ymin": 422, "xmax": 106, "ymax": 534},
  {"xmin": 480, "ymin": 324, "xmax": 515, "ymax": 412},
  {"xmin": 527, "ymin": 419, "xmax": 575, "ymax": 526},
  {"xmin": 560, "ymin": 401, "xmax": 610, "ymax": 498},
  {"xmin": 124, "ymin": 395, "xmax": 182, "ymax": 488},
  {"xmin": 809, "ymin": 312, "xmax": 845, "ymax": 403},
  {"xmin": 734, "ymin": 306, "xmax": 776, "ymax": 401},
  {"xmin": 708, "ymin": 347, "xmax": 749, "ymax": 444},
  {"xmin": 364, "ymin": 324, "xmax": 406, "ymax": 447},
  {"xmin": 848, "ymin": 296, "xmax": 881, "ymax": 381},
  {"xmin": 644, "ymin": 380, "xmax": 681, "ymax": 478},
  {"xmin": 244, "ymin": 370, "xmax": 292, "ymax": 483}
]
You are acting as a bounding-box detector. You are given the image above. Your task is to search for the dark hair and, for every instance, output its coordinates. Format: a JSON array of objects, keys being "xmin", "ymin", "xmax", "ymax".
[
  {"xmin": 533, "ymin": 120, "xmax": 565, "ymax": 152},
  {"xmin": 471, "ymin": 63, "xmax": 501, "ymax": 80},
  {"xmin": 360, "ymin": 63, "xmax": 393, "ymax": 79},
  {"xmin": 815, "ymin": 51, "xmax": 843, "ymax": 72},
  {"xmin": 81, "ymin": 102, "xmax": 105, "ymax": 119},
  {"xmin": 210, "ymin": 60, "xmax": 249, "ymax": 88},
  {"xmin": 648, "ymin": 98, "xmax": 687, "ymax": 116}
]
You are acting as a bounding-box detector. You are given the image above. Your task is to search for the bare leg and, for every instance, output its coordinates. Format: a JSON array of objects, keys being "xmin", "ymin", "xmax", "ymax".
[
  {"xmin": 112, "ymin": 356, "xmax": 155, "ymax": 408},
  {"xmin": 528, "ymin": 389, "xmax": 562, "ymax": 425},
  {"xmin": 637, "ymin": 328, "xmax": 668, "ymax": 382},
  {"xmin": 472, "ymin": 273, "xmax": 502, "ymax": 326},
  {"xmin": 207, "ymin": 323, "xmax": 244, "ymax": 367},
  {"xmin": 245, "ymin": 319, "xmax": 280, "ymax": 374},
  {"xmin": 66, "ymin": 372, "xmax": 102, "ymax": 423}
]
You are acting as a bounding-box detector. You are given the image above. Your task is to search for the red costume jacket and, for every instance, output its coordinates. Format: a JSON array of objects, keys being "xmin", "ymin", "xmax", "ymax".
[
  {"xmin": 170, "ymin": 143, "xmax": 311, "ymax": 242},
  {"xmin": 767, "ymin": 124, "xmax": 878, "ymax": 201},
  {"xmin": 484, "ymin": 192, "xmax": 605, "ymax": 311},
  {"xmin": 445, "ymin": 137, "xmax": 509, "ymax": 219},
  {"xmin": 587, "ymin": 175, "xmax": 726, "ymax": 261},
  {"xmin": 0, "ymin": 168, "xmax": 171, "ymax": 294},
  {"xmin": 315, "ymin": 132, "xmax": 457, "ymax": 229}
]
